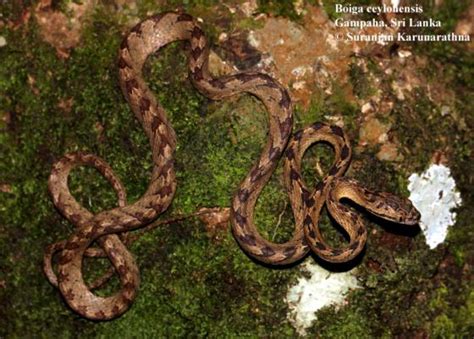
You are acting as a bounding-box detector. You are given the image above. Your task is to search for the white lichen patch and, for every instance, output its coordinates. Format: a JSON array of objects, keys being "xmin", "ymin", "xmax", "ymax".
[
  {"xmin": 408, "ymin": 164, "xmax": 462, "ymax": 249},
  {"xmin": 0, "ymin": 36, "xmax": 6, "ymax": 47},
  {"xmin": 391, "ymin": 0, "xmax": 400, "ymax": 8},
  {"xmin": 286, "ymin": 261, "xmax": 359, "ymax": 336}
]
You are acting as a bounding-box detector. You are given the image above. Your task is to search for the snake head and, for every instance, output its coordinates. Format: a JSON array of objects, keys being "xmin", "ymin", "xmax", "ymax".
[
  {"xmin": 370, "ymin": 192, "xmax": 421, "ymax": 225},
  {"xmin": 395, "ymin": 200, "xmax": 421, "ymax": 225}
]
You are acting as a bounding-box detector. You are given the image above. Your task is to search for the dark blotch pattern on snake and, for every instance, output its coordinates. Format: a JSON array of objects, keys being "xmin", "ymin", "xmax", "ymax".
[{"xmin": 44, "ymin": 12, "xmax": 420, "ymax": 320}]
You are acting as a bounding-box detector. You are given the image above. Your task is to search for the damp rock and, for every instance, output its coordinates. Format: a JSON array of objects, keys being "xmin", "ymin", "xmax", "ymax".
[
  {"xmin": 455, "ymin": 3, "xmax": 474, "ymax": 36},
  {"xmin": 376, "ymin": 142, "xmax": 403, "ymax": 162},
  {"xmin": 34, "ymin": 0, "xmax": 96, "ymax": 57},
  {"xmin": 247, "ymin": 5, "xmax": 398, "ymax": 107},
  {"xmin": 359, "ymin": 117, "xmax": 390, "ymax": 146}
]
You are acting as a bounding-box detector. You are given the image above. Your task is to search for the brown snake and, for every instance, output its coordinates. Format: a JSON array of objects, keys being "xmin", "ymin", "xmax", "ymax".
[{"xmin": 44, "ymin": 12, "xmax": 420, "ymax": 320}]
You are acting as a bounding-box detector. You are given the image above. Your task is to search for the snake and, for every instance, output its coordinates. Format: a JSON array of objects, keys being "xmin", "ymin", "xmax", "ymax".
[{"xmin": 44, "ymin": 11, "xmax": 420, "ymax": 320}]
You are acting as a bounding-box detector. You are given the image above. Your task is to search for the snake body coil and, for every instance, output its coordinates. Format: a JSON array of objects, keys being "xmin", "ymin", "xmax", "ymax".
[{"xmin": 44, "ymin": 12, "xmax": 420, "ymax": 320}]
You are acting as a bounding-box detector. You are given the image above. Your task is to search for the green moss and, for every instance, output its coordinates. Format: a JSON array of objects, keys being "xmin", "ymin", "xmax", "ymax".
[
  {"xmin": 234, "ymin": 16, "xmax": 266, "ymax": 31},
  {"xmin": 0, "ymin": 7, "xmax": 129, "ymax": 336},
  {"xmin": 349, "ymin": 62, "xmax": 374, "ymax": 100},
  {"xmin": 257, "ymin": 0, "xmax": 301, "ymax": 21},
  {"xmin": 430, "ymin": 287, "xmax": 474, "ymax": 337},
  {"xmin": 310, "ymin": 307, "xmax": 374, "ymax": 338},
  {"xmin": 432, "ymin": 314, "xmax": 456, "ymax": 338},
  {"xmin": 416, "ymin": 0, "xmax": 470, "ymax": 33}
]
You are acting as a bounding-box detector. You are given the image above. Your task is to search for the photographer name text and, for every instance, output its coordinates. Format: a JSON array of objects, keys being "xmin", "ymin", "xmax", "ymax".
[{"xmin": 333, "ymin": 4, "xmax": 470, "ymax": 42}]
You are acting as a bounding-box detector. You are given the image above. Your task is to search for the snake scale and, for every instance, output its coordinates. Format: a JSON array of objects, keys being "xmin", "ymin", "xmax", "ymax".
[{"xmin": 44, "ymin": 12, "xmax": 420, "ymax": 320}]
